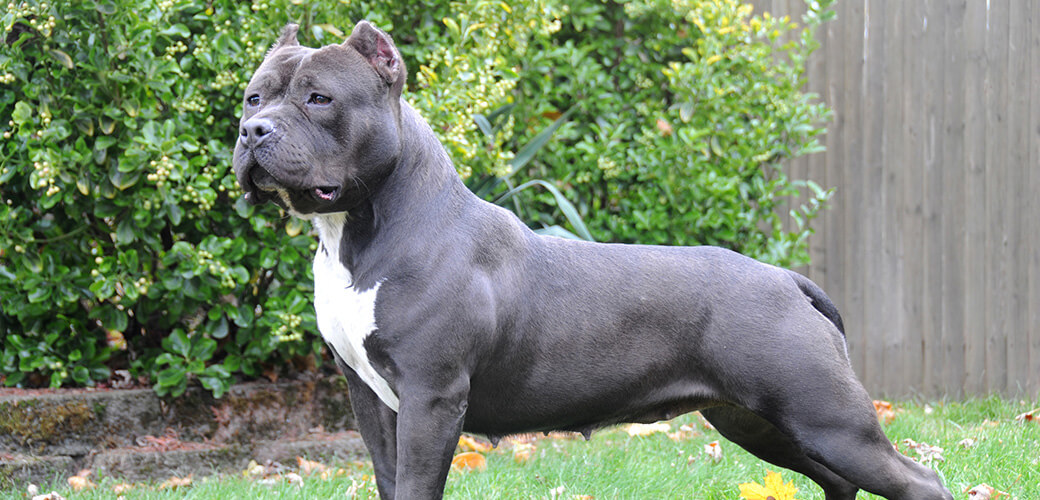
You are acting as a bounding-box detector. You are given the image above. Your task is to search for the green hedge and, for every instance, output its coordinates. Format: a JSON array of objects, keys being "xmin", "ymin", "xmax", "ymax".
[{"xmin": 0, "ymin": 0, "xmax": 832, "ymax": 396}]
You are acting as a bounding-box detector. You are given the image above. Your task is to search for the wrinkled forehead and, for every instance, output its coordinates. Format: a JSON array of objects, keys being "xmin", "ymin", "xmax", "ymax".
[{"xmin": 245, "ymin": 43, "xmax": 378, "ymax": 96}]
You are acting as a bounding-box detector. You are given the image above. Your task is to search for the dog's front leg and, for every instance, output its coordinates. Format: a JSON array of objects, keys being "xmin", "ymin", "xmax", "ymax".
[
  {"xmin": 343, "ymin": 370, "xmax": 399, "ymax": 499},
  {"xmin": 393, "ymin": 375, "xmax": 469, "ymax": 500}
]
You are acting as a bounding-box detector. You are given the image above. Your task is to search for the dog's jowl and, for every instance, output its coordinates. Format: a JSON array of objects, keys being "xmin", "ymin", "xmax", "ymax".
[{"xmin": 233, "ymin": 21, "xmax": 953, "ymax": 500}]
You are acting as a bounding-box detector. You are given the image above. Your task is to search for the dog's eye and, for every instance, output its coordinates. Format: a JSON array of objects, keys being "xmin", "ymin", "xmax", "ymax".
[
  {"xmin": 308, "ymin": 94, "xmax": 332, "ymax": 105},
  {"xmin": 246, "ymin": 95, "xmax": 261, "ymax": 107}
]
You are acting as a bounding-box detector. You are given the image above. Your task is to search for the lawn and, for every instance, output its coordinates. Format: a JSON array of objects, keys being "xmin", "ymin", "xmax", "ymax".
[{"xmin": 9, "ymin": 398, "xmax": 1038, "ymax": 499}]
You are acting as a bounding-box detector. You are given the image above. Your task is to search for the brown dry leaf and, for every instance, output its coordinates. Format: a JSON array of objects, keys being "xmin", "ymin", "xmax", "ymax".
[
  {"xmin": 1014, "ymin": 408, "xmax": 1039, "ymax": 424},
  {"xmin": 542, "ymin": 110, "xmax": 563, "ymax": 120},
  {"xmin": 157, "ymin": 475, "xmax": 192, "ymax": 490},
  {"xmin": 457, "ymin": 434, "xmax": 493, "ymax": 453},
  {"xmin": 68, "ymin": 469, "xmax": 95, "ymax": 491},
  {"xmin": 625, "ymin": 422, "xmax": 670, "ymax": 437},
  {"xmin": 965, "ymin": 483, "xmax": 1009, "ymax": 499},
  {"xmin": 451, "ymin": 451, "xmax": 487, "ymax": 472},
  {"xmin": 296, "ymin": 456, "xmax": 328, "ymax": 476},
  {"xmin": 111, "ymin": 483, "xmax": 134, "ymax": 494},
  {"xmin": 873, "ymin": 400, "xmax": 896, "ymax": 424}
]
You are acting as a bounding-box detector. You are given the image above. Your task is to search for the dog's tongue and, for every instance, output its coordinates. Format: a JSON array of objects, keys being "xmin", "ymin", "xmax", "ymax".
[{"xmin": 315, "ymin": 187, "xmax": 338, "ymax": 201}]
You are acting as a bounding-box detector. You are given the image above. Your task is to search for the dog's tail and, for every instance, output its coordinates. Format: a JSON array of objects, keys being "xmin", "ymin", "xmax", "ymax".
[{"xmin": 787, "ymin": 270, "xmax": 845, "ymax": 338}]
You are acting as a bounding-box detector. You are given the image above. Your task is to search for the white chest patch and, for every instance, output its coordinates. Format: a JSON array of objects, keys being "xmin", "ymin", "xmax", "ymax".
[{"xmin": 312, "ymin": 213, "xmax": 399, "ymax": 412}]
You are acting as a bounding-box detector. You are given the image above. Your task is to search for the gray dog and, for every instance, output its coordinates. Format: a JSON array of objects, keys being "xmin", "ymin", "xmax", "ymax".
[{"xmin": 232, "ymin": 21, "xmax": 953, "ymax": 500}]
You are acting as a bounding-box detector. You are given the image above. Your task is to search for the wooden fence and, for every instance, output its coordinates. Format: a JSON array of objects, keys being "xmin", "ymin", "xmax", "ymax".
[{"xmin": 751, "ymin": 0, "xmax": 1040, "ymax": 398}]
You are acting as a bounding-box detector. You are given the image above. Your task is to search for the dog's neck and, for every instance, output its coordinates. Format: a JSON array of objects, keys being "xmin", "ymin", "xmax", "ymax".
[{"xmin": 314, "ymin": 99, "xmax": 471, "ymax": 285}]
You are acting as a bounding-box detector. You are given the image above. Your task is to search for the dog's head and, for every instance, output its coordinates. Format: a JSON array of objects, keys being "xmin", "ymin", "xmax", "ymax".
[{"xmin": 232, "ymin": 21, "xmax": 406, "ymax": 217}]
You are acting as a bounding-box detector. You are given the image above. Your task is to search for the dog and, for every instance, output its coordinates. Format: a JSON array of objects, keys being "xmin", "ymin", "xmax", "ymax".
[{"xmin": 232, "ymin": 21, "xmax": 953, "ymax": 500}]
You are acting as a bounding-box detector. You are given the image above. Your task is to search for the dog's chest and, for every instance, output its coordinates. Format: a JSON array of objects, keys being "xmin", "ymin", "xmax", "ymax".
[{"xmin": 312, "ymin": 214, "xmax": 400, "ymax": 412}]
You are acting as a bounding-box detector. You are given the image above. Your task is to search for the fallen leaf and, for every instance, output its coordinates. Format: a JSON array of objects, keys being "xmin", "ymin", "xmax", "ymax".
[
  {"xmin": 296, "ymin": 456, "xmax": 328, "ymax": 475},
  {"xmin": 1014, "ymin": 408, "xmax": 1039, "ymax": 424},
  {"xmin": 111, "ymin": 483, "xmax": 133, "ymax": 494},
  {"xmin": 26, "ymin": 484, "xmax": 38, "ymax": 496},
  {"xmin": 965, "ymin": 483, "xmax": 1009, "ymax": 499},
  {"xmin": 244, "ymin": 459, "xmax": 265, "ymax": 477},
  {"xmin": 157, "ymin": 475, "xmax": 192, "ymax": 490},
  {"xmin": 31, "ymin": 492, "xmax": 65, "ymax": 500},
  {"xmin": 900, "ymin": 439, "xmax": 944, "ymax": 465},
  {"xmin": 739, "ymin": 470, "xmax": 799, "ymax": 500},
  {"xmin": 548, "ymin": 485, "xmax": 566, "ymax": 499},
  {"xmin": 625, "ymin": 422, "xmax": 671, "ymax": 437},
  {"xmin": 68, "ymin": 469, "xmax": 95, "ymax": 492},
  {"xmin": 703, "ymin": 440, "xmax": 723, "ymax": 463},
  {"xmin": 958, "ymin": 437, "xmax": 981, "ymax": 449},
  {"xmin": 458, "ymin": 434, "xmax": 493, "ymax": 453},
  {"xmin": 873, "ymin": 400, "xmax": 896, "ymax": 424},
  {"xmin": 285, "ymin": 472, "xmax": 304, "ymax": 487},
  {"xmin": 542, "ymin": 110, "xmax": 563, "ymax": 120},
  {"xmin": 451, "ymin": 451, "xmax": 487, "ymax": 472},
  {"xmin": 668, "ymin": 423, "xmax": 700, "ymax": 442},
  {"xmin": 513, "ymin": 442, "xmax": 536, "ymax": 463}
]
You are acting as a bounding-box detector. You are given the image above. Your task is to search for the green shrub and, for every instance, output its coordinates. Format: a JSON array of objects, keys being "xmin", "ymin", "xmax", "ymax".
[
  {"xmin": 0, "ymin": 0, "xmax": 832, "ymax": 395},
  {"xmin": 0, "ymin": 0, "xmax": 561, "ymax": 395},
  {"xmin": 507, "ymin": 0, "xmax": 834, "ymax": 266}
]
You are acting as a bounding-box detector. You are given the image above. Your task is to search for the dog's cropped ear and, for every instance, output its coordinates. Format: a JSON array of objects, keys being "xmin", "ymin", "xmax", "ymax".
[
  {"xmin": 345, "ymin": 21, "xmax": 405, "ymax": 94},
  {"xmin": 270, "ymin": 24, "xmax": 300, "ymax": 52}
]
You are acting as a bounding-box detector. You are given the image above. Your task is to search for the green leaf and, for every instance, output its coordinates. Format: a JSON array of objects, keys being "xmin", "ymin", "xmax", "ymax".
[
  {"xmin": 12, "ymin": 101, "xmax": 32, "ymax": 125},
  {"xmin": 160, "ymin": 24, "xmax": 191, "ymax": 38},
  {"xmin": 505, "ymin": 107, "xmax": 576, "ymax": 178},
  {"xmin": 495, "ymin": 179, "xmax": 594, "ymax": 241},
  {"xmin": 48, "ymin": 49, "xmax": 74, "ymax": 69},
  {"xmin": 168, "ymin": 329, "xmax": 191, "ymax": 357},
  {"xmin": 190, "ymin": 337, "xmax": 217, "ymax": 361}
]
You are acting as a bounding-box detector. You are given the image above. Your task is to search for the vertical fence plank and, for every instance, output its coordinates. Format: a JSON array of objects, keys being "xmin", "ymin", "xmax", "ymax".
[
  {"xmin": 901, "ymin": 0, "xmax": 926, "ymax": 395},
  {"xmin": 961, "ymin": 0, "xmax": 988, "ymax": 395},
  {"xmin": 842, "ymin": 0, "xmax": 868, "ymax": 385},
  {"xmin": 880, "ymin": 0, "xmax": 907, "ymax": 395},
  {"xmin": 1030, "ymin": 2, "xmax": 1040, "ymax": 398},
  {"xmin": 820, "ymin": 0, "xmax": 846, "ymax": 327},
  {"xmin": 1005, "ymin": 1, "xmax": 1029, "ymax": 395},
  {"xmin": 984, "ymin": 1, "xmax": 1010, "ymax": 393},
  {"xmin": 940, "ymin": 0, "xmax": 968, "ymax": 398}
]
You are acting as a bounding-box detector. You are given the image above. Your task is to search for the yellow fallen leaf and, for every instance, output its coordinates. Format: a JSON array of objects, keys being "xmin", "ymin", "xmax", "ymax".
[
  {"xmin": 244, "ymin": 459, "xmax": 265, "ymax": 477},
  {"xmin": 457, "ymin": 434, "xmax": 493, "ymax": 452},
  {"xmin": 296, "ymin": 456, "xmax": 327, "ymax": 475},
  {"xmin": 513, "ymin": 442, "xmax": 536, "ymax": 463},
  {"xmin": 739, "ymin": 470, "xmax": 799, "ymax": 500},
  {"xmin": 451, "ymin": 451, "xmax": 487, "ymax": 472},
  {"xmin": 625, "ymin": 422, "xmax": 670, "ymax": 436}
]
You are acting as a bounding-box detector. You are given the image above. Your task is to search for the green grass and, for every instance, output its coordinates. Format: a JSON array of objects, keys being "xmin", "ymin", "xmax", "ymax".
[{"xmin": 7, "ymin": 398, "xmax": 1038, "ymax": 499}]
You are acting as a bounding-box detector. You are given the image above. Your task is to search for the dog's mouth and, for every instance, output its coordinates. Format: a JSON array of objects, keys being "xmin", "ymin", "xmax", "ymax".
[{"xmin": 245, "ymin": 165, "xmax": 342, "ymax": 207}]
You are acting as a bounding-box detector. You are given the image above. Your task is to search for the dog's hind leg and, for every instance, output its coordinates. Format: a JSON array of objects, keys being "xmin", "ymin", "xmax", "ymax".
[{"xmin": 701, "ymin": 406, "xmax": 858, "ymax": 500}]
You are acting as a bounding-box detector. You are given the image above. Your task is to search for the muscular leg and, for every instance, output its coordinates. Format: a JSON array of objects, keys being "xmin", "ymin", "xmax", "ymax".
[
  {"xmin": 701, "ymin": 406, "xmax": 858, "ymax": 500},
  {"xmin": 342, "ymin": 367, "xmax": 399, "ymax": 499}
]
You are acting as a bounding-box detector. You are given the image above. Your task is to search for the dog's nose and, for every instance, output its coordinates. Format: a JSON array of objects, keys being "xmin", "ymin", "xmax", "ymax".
[{"xmin": 240, "ymin": 117, "xmax": 275, "ymax": 147}]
